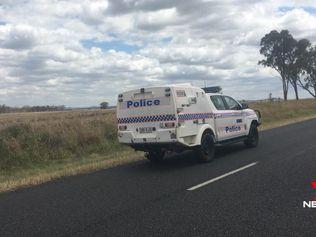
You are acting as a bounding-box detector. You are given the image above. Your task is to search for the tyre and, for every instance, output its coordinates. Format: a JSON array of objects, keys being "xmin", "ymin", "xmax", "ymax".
[
  {"xmin": 196, "ymin": 132, "xmax": 215, "ymax": 162},
  {"xmin": 145, "ymin": 150, "xmax": 165, "ymax": 163},
  {"xmin": 244, "ymin": 123, "xmax": 259, "ymax": 148}
]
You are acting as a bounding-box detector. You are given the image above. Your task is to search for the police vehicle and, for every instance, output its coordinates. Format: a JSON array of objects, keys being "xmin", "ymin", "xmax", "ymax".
[{"xmin": 117, "ymin": 84, "xmax": 261, "ymax": 162}]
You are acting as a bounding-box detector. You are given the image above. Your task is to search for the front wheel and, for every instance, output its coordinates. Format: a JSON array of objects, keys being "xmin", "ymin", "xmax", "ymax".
[
  {"xmin": 145, "ymin": 150, "xmax": 165, "ymax": 163},
  {"xmin": 244, "ymin": 124, "xmax": 259, "ymax": 148},
  {"xmin": 196, "ymin": 132, "xmax": 215, "ymax": 162}
]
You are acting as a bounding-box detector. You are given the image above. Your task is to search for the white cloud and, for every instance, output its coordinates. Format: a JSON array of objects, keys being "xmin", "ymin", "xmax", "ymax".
[
  {"xmin": 0, "ymin": 24, "xmax": 38, "ymax": 50},
  {"xmin": 135, "ymin": 8, "xmax": 179, "ymax": 31},
  {"xmin": 0, "ymin": 0, "xmax": 316, "ymax": 106}
]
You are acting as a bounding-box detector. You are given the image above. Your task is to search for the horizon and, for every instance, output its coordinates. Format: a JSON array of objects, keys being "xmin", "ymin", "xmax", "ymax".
[{"xmin": 3, "ymin": 96, "xmax": 315, "ymax": 109}]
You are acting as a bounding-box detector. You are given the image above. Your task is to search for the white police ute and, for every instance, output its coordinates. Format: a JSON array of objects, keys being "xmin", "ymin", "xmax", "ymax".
[{"xmin": 117, "ymin": 84, "xmax": 261, "ymax": 162}]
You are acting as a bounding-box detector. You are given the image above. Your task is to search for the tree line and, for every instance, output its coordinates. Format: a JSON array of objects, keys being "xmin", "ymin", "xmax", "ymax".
[
  {"xmin": 259, "ymin": 29, "xmax": 316, "ymax": 100},
  {"xmin": 0, "ymin": 105, "xmax": 65, "ymax": 114}
]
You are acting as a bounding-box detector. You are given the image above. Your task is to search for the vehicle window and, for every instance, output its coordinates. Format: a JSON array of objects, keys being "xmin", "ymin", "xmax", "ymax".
[
  {"xmin": 222, "ymin": 96, "xmax": 241, "ymax": 110},
  {"xmin": 210, "ymin": 95, "xmax": 226, "ymax": 110}
]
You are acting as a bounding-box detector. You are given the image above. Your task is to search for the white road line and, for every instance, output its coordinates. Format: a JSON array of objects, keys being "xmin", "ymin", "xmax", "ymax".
[{"xmin": 187, "ymin": 162, "xmax": 258, "ymax": 191}]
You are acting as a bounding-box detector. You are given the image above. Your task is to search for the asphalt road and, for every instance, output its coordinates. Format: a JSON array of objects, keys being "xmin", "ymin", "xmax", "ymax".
[{"xmin": 1, "ymin": 119, "xmax": 316, "ymax": 236}]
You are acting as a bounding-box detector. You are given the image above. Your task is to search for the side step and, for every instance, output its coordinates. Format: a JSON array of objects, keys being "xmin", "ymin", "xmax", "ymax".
[{"xmin": 216, "ymin": 135, "xmax": 247, "ymax": 146}]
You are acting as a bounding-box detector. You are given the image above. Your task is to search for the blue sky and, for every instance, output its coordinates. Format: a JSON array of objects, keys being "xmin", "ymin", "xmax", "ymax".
[
  {"xmin": 81, "ymin": 36, "xmax": 172, "ymax": 53},
  {"xmin": 279, "ymin": 6, "xmax": 316, "ymax": 14},
  {"xmin": 81, "ymin": 39, "xmax": 141, "ymax": 53}
]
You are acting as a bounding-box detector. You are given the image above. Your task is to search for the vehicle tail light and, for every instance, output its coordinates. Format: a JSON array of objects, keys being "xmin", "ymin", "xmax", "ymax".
[
  {"xmin": 160, "ymin": 122, "xmax": 175, "ymax": 128},
  {"xmin": 118, "ymin": 125, "xmax": 127, "ymax": 131},
  {"xmin": 118, "ymin": 94, "xmax": 123, "ymax": 102},
  {"xmin": 165, "ymin": 122, "xmax": 175, "ymax": 128}
]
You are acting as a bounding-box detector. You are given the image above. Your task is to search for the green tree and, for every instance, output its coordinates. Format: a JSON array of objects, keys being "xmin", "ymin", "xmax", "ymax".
[
  {"xmin": 299, "ymin": 46, "xmax": 316, "ymax": 98},
  {"xmin": 100, "ymin": 101, "xmax": 109, "ymax": 109},
  {"xmin": 288, "ymin": 39, "xmax": 311, "ymax": 100},
  {"xmin": 259, "ymin": 30, "xmax": 297, "ymax": 100}
]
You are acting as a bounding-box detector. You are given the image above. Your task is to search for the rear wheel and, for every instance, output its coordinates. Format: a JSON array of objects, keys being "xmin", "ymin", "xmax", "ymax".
[
  {"xmin": 244, "ymin": 124, "xmax": 259, "ymax": 148},
  {"xmin": 145, "ymin": 150, "xmax": 165, "ymax": 163},
  {"xmin": 196, "ymin": 132, "xmax": 215, "ymax": 162}
]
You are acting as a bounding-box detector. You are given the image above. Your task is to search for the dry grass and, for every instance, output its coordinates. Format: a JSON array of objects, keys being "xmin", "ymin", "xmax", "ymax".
[
  {"xmin": 1, "ymin": 99, "xmax": 316, "ymax": 192},
  {"xmin": 0, "ymin": 150, "xmax": 143, "ymax": 193},
  {"xmin": 0, "ymin": 108, "xmax": 144, "ymax": 192},
  {"xmin": 0, "ymin": 109, "xmax": 122, "ymax": 169},
  {"xmin": 249, "ymin": 99, "xmax": 316, "ymax": 130}
]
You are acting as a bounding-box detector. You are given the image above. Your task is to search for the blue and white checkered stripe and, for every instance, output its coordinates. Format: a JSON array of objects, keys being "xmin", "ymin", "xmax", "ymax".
[
  {"xmin": 118, "ymin": 114, "xmax": 176, "ymax": 124},
  {"xmin": 178, "ymin": 113, "xmax": 214, "ymax": 121}
]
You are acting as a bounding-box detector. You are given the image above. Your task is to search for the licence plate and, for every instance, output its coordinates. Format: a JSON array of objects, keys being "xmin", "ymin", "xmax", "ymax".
[{"xmin": 139, "ymin": 127, "xmax": 153, "ymax": 133}]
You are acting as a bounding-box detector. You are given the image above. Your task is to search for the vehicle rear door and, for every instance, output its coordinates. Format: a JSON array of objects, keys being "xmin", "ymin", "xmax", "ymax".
[{"xmin": 117, "ymin": 87, "xmax": 177, "ymax": 143}]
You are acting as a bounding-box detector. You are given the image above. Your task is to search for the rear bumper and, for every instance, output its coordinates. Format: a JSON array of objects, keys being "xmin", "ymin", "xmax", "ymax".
[
  {"xmin": 117, "ymin": 128, "xmax": 192, "ymax": 152},
  {"xmin": 130, "ymin": 142, "xmax": 187, "ymax": 152},
  {"xmin": 118, "ymin": 128, "xmax": 177, "ymax": 144}
]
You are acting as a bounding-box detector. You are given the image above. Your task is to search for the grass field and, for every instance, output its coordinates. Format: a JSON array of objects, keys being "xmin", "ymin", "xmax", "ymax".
[
  {"xmin": 0, "ymin": 109, "xmax": 123, "ymax": 168},
  {"xmin": 1, "ymin": 99, "xmax": 316, "ymax": 192},
  {"xmin": 252, "ymin": 99, "xmax": 316, "ymax": 130}
]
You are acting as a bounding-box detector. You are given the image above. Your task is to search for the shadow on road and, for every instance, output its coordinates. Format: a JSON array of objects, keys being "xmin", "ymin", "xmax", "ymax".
[{"xmin": 132, "ymin": 143, "xmax": 248, "ymax": 172}]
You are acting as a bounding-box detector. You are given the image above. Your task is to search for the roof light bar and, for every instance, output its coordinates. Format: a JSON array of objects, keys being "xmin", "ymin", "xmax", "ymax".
[{"xmin": 202, "ymin": 86, "xmax": 222, "ymax": 93}]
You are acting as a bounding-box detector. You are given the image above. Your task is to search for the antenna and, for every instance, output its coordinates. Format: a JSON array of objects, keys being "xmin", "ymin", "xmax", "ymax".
[{"xmin": 203, "ymin": 79, "xmax": 206, "ymax": 88}]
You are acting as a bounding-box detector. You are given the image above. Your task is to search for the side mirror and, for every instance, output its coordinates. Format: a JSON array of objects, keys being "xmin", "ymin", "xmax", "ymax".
[{"xmin": 241, "ymin": 103, "xmax": 249, "ymax": 109}]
